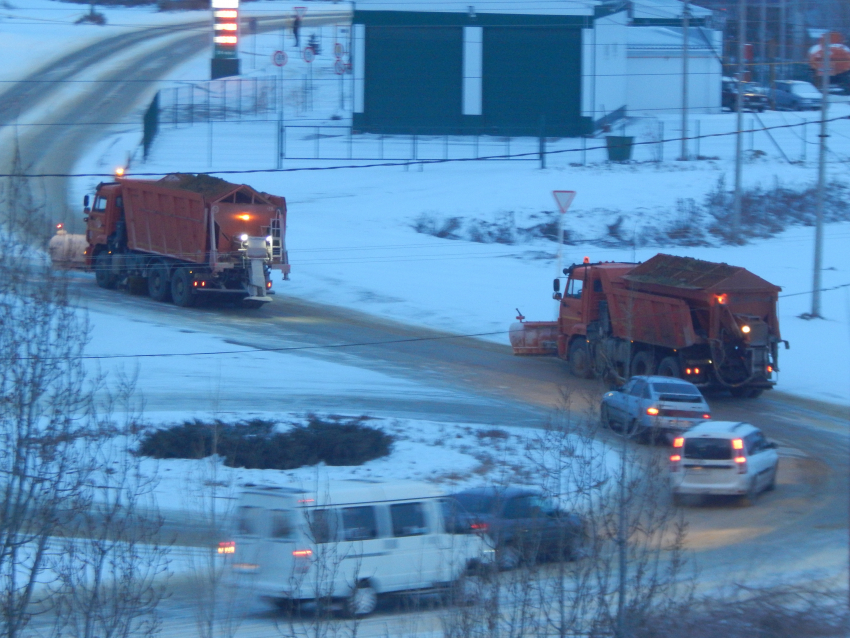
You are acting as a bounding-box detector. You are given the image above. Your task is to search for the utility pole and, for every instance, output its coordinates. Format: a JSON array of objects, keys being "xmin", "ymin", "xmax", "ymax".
[
  {"xmin": 681, "ymin": 0, "xmax": 690, "ymax": 161},
  {"xmin": 733, "ymin": 0, "xmax": 746, "ymax": 238},
  {"xmin": 759, "ymin": 0, "xmax": 767, "ymax": 85},
  {"xmin": 779, "ymin": 0, "xmax": 786, "ymax": 80},
  {"xmin": 811, "ymin": 33, "xmax": 830, "ymax": 318}
]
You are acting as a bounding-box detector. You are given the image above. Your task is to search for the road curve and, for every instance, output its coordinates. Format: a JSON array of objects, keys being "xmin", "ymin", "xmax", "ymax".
[{"xmin": 4, "ymin": 8, "xmax": 847, "ymax": 605}]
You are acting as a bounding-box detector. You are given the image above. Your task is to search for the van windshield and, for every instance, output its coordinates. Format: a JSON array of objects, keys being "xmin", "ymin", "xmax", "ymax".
[{"xmin": 684, "ymin": 438, "xmax": 732, "ymax": 460}]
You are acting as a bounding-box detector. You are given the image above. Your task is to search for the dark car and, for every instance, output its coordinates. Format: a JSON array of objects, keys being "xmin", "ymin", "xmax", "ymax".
[
  {"xmin": 445, "ymin": 487, "xmax": 584, "ymax": 570},
  {"xmin": 721, "ymin": 78, "xmax": 767, "ymax": 112},
  {"xmin": 771, "ymin": 80, "xmax": 823, "ymax": 111}
]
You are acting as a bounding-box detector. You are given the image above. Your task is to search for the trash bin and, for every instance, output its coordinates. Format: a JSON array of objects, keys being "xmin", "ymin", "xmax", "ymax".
[{"xmin": 605, "ymin": 136, "xmax": 634, "ymax": 162}]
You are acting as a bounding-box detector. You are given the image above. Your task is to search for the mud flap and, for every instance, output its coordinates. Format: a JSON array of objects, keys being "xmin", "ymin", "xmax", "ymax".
[{"xmin": 247, "ymin": 259, "xmax": 270, "ymax": 302}]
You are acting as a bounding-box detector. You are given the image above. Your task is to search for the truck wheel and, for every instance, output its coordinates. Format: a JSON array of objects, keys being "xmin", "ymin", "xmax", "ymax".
[
  {"xmin": 240, "ymin": 299, "xmax": 266, "ymax": 310},
  {"xmin": 568, "ymin": 340, "xmax": 594, "ymax": 379},
  {"xmin": 94, "ymin": 252, "xmax": 117, "ymax": 289},
  {"xmin": 656, "ymin": 356, "xmax": 681, "ymax": 379},
  {"xmin": 630, "ymin": 351, "xmax": 655, "ymax": 377},
  {"xmin": 170, "ymin": 268, "xmax": 195, "ymax": 308},
  {"xmin": 148, "ymin": 263, "xmax": 171, "ymax": 302},
  {"xmin": 730, "ymin": 387, "xmax": 762, "ymax": 399}
]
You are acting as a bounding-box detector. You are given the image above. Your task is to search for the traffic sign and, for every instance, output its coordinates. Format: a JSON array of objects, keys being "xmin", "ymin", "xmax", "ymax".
[
  {"xmin": 294, "ymin": 5, "xmax": 307, "ymax": 18},
  {"xmin": 333, "ymin": 42, "xmax": 344, "ymax": 58},
  {"xmin": 302, "ymin": 46, "xmax": 315, "ymax": 63},
  {"xmin": 272, "ymin": 50, "xmax": 288, "ymax": 67},
  {"xmin": 334, "ymin": 59, "xmax": 345, "ymax": 75},
  {"xmin": 552, "ymin": 190, "xmax": 576, "ymax": 214}
]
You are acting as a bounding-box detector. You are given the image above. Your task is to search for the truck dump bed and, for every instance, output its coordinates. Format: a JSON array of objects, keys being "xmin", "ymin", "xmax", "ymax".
[{"xmin": 122, "ymin": 179, "xmax": 208, "ymax": 263}]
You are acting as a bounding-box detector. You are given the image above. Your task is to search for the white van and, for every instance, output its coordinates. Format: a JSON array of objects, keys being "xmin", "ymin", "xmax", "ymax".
[{"xmin": 221, "ymin": 480, "xmax": 494, "ymax": 616}]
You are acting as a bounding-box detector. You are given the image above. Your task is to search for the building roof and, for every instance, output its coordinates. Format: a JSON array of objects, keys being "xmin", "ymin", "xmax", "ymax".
[
  {"xmin": 352, "ymin": 0, "xmax": 597, "ymax": 16},
  {"xmin": 632, "ymin": 0, "xmax": 712, "ymax": 20},
  {"xmin": 628, "ymin": 25, "xmax": 719, "ymax": 53}
]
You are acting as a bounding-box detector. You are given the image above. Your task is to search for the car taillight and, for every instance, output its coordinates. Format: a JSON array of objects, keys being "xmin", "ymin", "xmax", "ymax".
[
  {"xmin": 702, "ymin": 414, "xmax": 711, "ymax": 419},
  {"xmin": 471, "ymin": 522, "xmax": 489, "ymax": 534},
  {"xmin": 672, "ymin": 437, "xmax": 684, "ymax": 448},
  {"xmin": 670, "ymin": 454, "xmax": 682, "ymax": 471},
  {"xmin": 218, "ymin": 541, "xmax": 235, "ymax": 555},
  {"xmin": 646, "ymin": 407, "xmax": 659, "ymax": 416},
  {"xmin": 732, "ymin": 438, "xmax": 744, "ymax": 451},
  {"xmin": 734, "ymin": 456, "xmax": 747, "ymax": 474}
]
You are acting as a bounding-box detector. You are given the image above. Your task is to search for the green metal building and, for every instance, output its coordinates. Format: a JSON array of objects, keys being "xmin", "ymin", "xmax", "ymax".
[{"xmin": 351, "ymin": 1, "xmax": 629, "ymax": 137}]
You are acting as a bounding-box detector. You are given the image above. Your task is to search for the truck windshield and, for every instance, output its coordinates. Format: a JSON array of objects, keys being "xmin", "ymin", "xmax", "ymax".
[{"xmin": 684, "ymin": 438, "xmax": 732, "ymax": 460}]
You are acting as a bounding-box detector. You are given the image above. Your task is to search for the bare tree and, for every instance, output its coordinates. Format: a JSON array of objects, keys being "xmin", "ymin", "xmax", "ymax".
[
  {"xmin": 52, "ymin": 374, "xmax": 169, "ymax": 638},
  {"xmin": 0, "ymin": 155, "xmax": 96, "ymax": 638}
]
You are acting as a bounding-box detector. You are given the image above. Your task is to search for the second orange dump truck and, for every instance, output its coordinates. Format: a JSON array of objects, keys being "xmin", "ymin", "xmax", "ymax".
[{"xmin": 510, "ymin": 254, "xmax": 788, "ymax": 397}]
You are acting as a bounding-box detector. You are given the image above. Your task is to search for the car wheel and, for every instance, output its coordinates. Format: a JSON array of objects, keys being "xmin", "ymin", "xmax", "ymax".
[
  {"xmin": 94, "ymin": 252, "xmax": 117, "ymax": 289},
  {"xmin": 449, "ymin": 568, "xmax": 486, "ymax": 606},
  {"xmin": 741, "ymin": 478, "xmax": 759, "ymax": 507},
  {"xmin": 656, "ymin": 356, "xmax": 681, "ymax": 379},
  {"xmin": 147, "ymin": 262, "xmax": 171, "ymax": 301},
  {"xmin": 630, "ymin": 351, "xmax": 655, "ymax": 377},
  {"xmin": 568, "ymin": 339, "xmax": 594, "ymax": 379},
  {"xmin": 497, "ymin": 545, "xmax": 521, "ymax": 571},
  {"xmin": 170, "ymin": 268, "xmax": 196, "ymax": 308},
  {"xmin": 345, "ymin": 582, "xmax": 378, "ymax": 617},
  {"xmin": 672, "ymin": 493, "xmax": 684, "ymax": 508},
  {"xmin": 765, "ymin": 461, "xmax": 778, "ymax": 492},
  {"xmin": 600, "ymin": 404, "xmax": 613, "ymax": 429}
]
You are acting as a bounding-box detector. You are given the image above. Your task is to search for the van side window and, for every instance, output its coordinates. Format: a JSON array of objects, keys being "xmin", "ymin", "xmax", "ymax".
[
  {"xmin": 271, "ymin": 510, "xmax": 292, "ymax": 539},
  {"xmin": 342, "ymin": 506, "xmax": 378, "ymax": 541},
  {"xmin": 308, "ymin": 509, "xmax": 339, "ymax": 544},
  {"xmin": 390, "ymin": 502, "xmax": 428, "ymax": 537},
  {"xmin": 238, "ymin": 506, "xmax": 261, "ymax": 535}
]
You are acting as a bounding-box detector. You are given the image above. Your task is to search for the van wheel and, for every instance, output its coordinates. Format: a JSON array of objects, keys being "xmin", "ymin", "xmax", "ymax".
[{"xmin": 345, "ymin": 583, "xmax": 378, "ymax": 617}]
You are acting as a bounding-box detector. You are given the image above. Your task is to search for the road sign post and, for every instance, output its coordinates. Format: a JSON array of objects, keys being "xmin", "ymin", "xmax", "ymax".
[{"xmin": 552, "ymin": 190, "xmax": 577, "ymax": 288}]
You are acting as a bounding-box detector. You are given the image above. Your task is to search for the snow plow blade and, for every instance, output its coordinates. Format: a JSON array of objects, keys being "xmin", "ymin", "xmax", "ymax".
[{"xmin": 509, "ymin": 321, "xmax": 559, "ymax": 355}]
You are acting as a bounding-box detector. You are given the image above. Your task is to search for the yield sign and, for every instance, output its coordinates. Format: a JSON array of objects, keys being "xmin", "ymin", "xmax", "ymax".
[{"xmin": 552, "ymin": 190, "xmax": 576, "ymax": 214}]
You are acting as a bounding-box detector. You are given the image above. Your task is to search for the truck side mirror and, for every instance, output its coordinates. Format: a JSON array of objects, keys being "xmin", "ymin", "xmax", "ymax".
[
  {"xmin": 783, "ymin": 340, "xmax": 790, "ymax": 350},
  {"xmin": 83, "ymin": 195, "xmax": 89, "ymax": 208},
  {"xmin": 553, "ymin": 278, "xmax": 560, "ymax": 293}
]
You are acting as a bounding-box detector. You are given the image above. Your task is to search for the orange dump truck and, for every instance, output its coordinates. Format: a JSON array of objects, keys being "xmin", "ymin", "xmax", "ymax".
[
  {"xmin": 81, "ymin": 173, "xmax": 289, "ymax": 309},
  {"xmin": 510, "ymin": 254, "xmax": 788, "ymax": 397}
]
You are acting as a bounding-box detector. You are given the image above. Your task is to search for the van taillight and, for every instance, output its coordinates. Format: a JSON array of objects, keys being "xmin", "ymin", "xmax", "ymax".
[
  {"xmin": 218, "ymin": 541, "xmax": 235, "ymax": 555},
  {"xmin": 293, "ymin": 549, "xmax": 312, "ymax": 574},
  {"xmin": 734, "ymin": 456, "xmax": 747, "ymax": 473}
]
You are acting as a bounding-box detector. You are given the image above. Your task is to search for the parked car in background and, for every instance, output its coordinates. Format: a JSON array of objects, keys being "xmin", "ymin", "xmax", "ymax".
[
  {"xmin": 601, "ymin": 376, "xmax": 711, "ymax": 443},
  {"xmin": 669, "ymin": 421, "xmax": 779, "ymax": 506},
  {"xmin": 446, "ymin": 487, "xmax": 585, "ymax": 570},
  {"xmin": 223, "ymin": 481, "xmax": 494, "ymax": 616},
  {"xmin": 771, "ymin": 80, "xmax": 823, "ymax": 110},
  {"xmin": 721, "ymin": 77, "xmax": 768, "ymax": 112}
]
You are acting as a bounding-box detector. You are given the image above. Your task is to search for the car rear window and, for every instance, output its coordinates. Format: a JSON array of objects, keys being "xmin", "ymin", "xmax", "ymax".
[
  {"xmin": 453, "ymin": 493, "xmax": 496, "ymax": 515},
  {"xmin": 684, "ymin": 438, "xmax": 732, "ymax": 460},
  {"xmin": 652, "ymin": 383, "xmax": 702, "ymax": 402}
]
